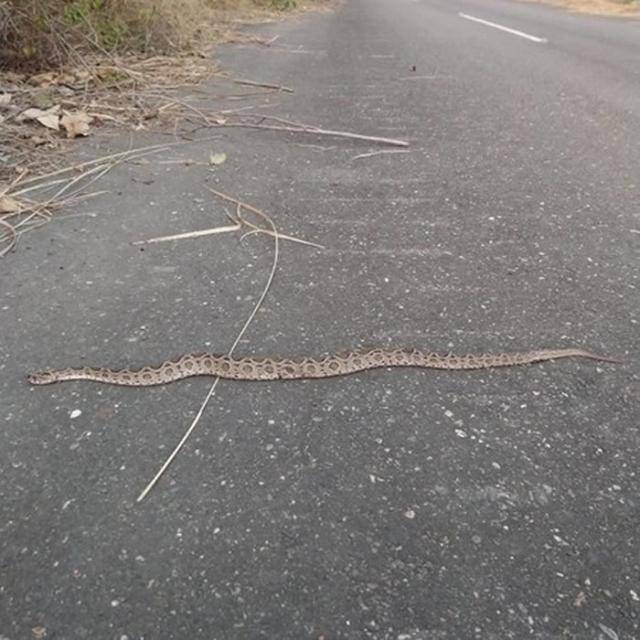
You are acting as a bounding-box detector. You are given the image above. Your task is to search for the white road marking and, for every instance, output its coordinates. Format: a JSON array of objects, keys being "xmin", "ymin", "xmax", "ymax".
[{"xmin": 459, "ymin": 13, "xmax": 547, "ymax": 43}]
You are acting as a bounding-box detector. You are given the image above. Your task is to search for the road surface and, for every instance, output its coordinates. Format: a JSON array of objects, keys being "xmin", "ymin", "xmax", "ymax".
[{"xmin": 2, "ymin": 0, "xmax": 639, "ymax": 637}]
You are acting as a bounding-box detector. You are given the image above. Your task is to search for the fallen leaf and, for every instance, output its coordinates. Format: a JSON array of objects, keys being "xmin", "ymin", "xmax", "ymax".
[
  {"xmin": 31, "ymin": 626, "xmax": 47, "ymax": 639},
  {"xmin": 0, "ymin": 196, "xmax": 21, "ymax": 213},
  {"xmin": 0, "ymin": 93, "xmax": 12, "ymax": 108},
  {"xmin": 209, "ymin": 152, "xmax": 227, "ymax": 166},
  {"xmin": 19, "ymin": 106, "xmax": 61, "ymax": 131},
  {"xmin": 61, "ymin": 111, "xmax": 92, "ymax": 138}
]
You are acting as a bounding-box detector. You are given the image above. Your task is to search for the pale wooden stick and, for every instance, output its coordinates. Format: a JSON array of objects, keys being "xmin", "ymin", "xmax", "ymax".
[
  {"xmin": 212, "ymin": 122, "xmax": 410, "ymax": 147},
  {"xmin": 352, "ymin": 150, "xmax": 410, "ymax": 160},
  {"xmin": 205, "ymin": 186, "xmax": 325, "ymax": 250},
  {"xmin": 131, "ymin": 190, "xmax": 324, "ymax": 249},
  {"xmin": 12, "ymin": 145, "xmax": 171, "ymax": 190},
  {"xmin": 12, "ymin": 136, "xmax": 224, "ymax": 192},
  {"xmin": 398, "ymin": 75, "xmax": 439, "ymax": 81},
  {"xmin": 132, "ymin": 222, "xmax": 322, "ymax": 249},
  {"xmin": 0, "ymin": 218, "xmax": 17, "ymax": 257},
  {"xmin": 131, "ymin": 224, "xmax": 241, "ymax": 245},
  {"xmin": 0, "ymin": 169, "xmax": 29, "ymax": 199},
  {"xmin": 250, "ymin": 114, "xmax": 314, "ymax": 129},
  {"xmin": 13, "ymin": 177, "xmax": 76, "ymax": 197},
  {"xmin": 233, "ymin": 79, "xmax": 293, "ymax": 93}
]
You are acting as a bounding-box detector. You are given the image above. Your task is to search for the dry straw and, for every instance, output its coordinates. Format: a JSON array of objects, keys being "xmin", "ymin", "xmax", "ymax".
[{"xmin": 136, "ymin": 189, "xmax": 285, "ymax": 502}]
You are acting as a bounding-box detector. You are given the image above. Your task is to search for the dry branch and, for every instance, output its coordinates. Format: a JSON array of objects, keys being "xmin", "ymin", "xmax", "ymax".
[
  {"xmin": 352, "ymin": 149, "xmax": 411, "ymax": 160},
  {"xmin": 206, "ymin": 187, "xmax": 325, "ymax": 249},
  {"xmin": 131, "ymin": 224, "xmax": 241, "ymax": 245},
  {"xmin": 0, "ymin": 144, "xmax": 179, "ymax": 256},
  {"xmin": 0, "ymin": 218, "xmax": 17, "ymax": 257},
  {"xmin": 210, "ymin": 120, "xmax": 410, "ymax": 147},
  {"xmin": 233, "ymin": 79, "xmax": 293, "ymax": 93}
]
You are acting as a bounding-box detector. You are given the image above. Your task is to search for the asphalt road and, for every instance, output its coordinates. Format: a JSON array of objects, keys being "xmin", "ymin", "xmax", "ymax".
[{"xmin": 2, "ymin": 0, "xmax": 639, "ymax": 638}]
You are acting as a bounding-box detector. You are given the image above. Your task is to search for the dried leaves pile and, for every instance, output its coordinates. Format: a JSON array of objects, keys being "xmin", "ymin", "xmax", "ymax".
[
  {"xmin": 0, "ymin": 54, "xmax": 218, "ymax": 178},
  {"xmin": 0, "ymin": 7, "xmax": 406, "ymax": 259}
]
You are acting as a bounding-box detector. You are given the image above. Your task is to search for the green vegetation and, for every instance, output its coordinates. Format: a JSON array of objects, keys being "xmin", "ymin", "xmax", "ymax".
[{"xmin": 271, "ymin": 0, "xmax": 298, "ymax": 8}]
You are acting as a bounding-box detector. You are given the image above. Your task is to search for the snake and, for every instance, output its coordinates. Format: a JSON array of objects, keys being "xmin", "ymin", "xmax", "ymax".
[{"xmin": 27, "ymin": 347, "xmax": 621, "ymax": 387}]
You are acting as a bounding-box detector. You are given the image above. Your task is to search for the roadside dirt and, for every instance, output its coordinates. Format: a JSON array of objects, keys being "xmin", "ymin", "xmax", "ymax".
[{"xmin": 518, "ymin": 0, "xmax": 639, "ymax": 16}]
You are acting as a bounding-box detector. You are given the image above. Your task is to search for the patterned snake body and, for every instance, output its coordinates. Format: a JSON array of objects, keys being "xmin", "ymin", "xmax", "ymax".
[{"xmin": 28, "ymin": 347, "xmax": 620, "ymax": 387}]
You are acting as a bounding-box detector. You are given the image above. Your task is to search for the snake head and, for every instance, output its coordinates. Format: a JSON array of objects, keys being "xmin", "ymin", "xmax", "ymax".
[{"xmin": 28, "ymin": 370, "xmax": 57, "ymax": 385}]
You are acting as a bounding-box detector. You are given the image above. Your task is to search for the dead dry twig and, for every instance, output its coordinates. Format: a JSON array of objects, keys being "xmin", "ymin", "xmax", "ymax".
[
  {"xmin": 232, "ymin": 78, "xmax": 293, "ymax": 93},
  {"xmin": 352, "ymin": 150, "xmax": 410, "ymax": 161},
  {"xmin": 136, "ymin": 196, "xmax": 279, "ymax": 503},
  {"xmin": 0, "ymin": 144, "xmax": 173, "ymax": 256},
  {"xmin": 208, "ymin": 115, "xmax": 410, "ymax": 147}
]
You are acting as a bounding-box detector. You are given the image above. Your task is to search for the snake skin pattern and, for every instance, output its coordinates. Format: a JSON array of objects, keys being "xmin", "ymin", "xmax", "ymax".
[{"xmin": 27, "ymin": 347, "xmax": 620, "ymax": 387}]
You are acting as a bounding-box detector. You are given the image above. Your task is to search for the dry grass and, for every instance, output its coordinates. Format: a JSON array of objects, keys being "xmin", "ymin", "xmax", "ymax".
[
  {"xmin": 0, "ymin": 53, "xmax": 219, "ymax": 179},
  {"xmin": 0, "ymin": 143, "xmax": 173, "ymax": 256},
  {"xmin": 0, "ymin": 0, "xmax": 331, "ymax": 243},
  {"xmin": 0, "ymin": 0, "xmax": 319, "ymax": 72},
  {"xmin": 0, "ymin": 0, "xmax": 327, "ymax": 178},
  {"xmin": 518, "ymin": 0, "xmax": 639, "ymax": 15}
]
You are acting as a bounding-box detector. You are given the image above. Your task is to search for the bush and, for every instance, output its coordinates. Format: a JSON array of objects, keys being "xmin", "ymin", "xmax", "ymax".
[
  {"xmin": 0, "ymin": 0, "xmax": 209, "ymax": 71},
  {"xmin": 0, "ymin": 0, "xmax": 304, "ymax": 72},
  {"xmin": 271, "ymin": 0, "xmax": 297, "ymax": 9}
]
